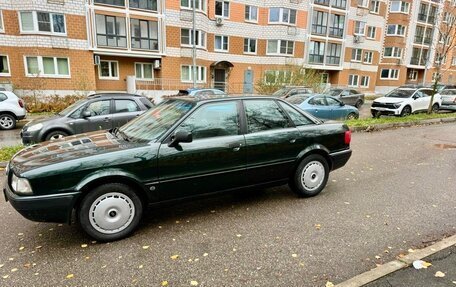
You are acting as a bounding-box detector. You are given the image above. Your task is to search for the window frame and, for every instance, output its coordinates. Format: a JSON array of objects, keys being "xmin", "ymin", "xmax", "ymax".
[
  {"xmin": 383, "ymin": 47, "xmax": 402, "ymax": 58},
  {"xmin": 180, "ymin": 0, "xmax": 207, "ymax": 12},
  {"xmin": 94, "ymin": 0, "xmax": 126, "ymax": 7},
  {"xmin": 243, "ymin": 38, "xmax": 257, "ymax": 55},
  {"xmin": 135, "ymin": 62, "xmax": 154, "ymax": 80},
  {"xmin": 129, "ymin": 0, "xmax": 158, "ymax": 12},
  {"xmin": 19, "ymin": 11, "xmax": 67, "ymax": 36},
  {"xmin": 245, "ymin": 5, "xmax": 258, "ymax": 23},
  {"xmin": 268, "ymin": 7, "xmax": 297, "ymax": 25},
  {"xmin": 354, "ymin": 20, "xmax": 366, "ymax": 35},
  {"xmin": 24, "ymin": 56, "xmax": 71, "ymax": 78},
  {"xmin": 366, "ymin": 26, "xmax": 376, "ymax": 39},
  {"xmin": 363, "ymin": 51, "xmax": 373, "ymax": 64},
  {"xmin": 181, "ymin": 65, "xmax": 207, "ymax": 83},
  {"xmin": 214, "ymin": 35, "xmax": 229, "ymax": 52},
  {"xmin": 0, "ymin": 10, "xmax": 4, "ymax": 33},
  {"xmin": 380, "ymin": 69, "xmax": 399, "ymax": 80},
  {"xmin": 98, "ymin": 60, "xmax": 119, "ymax": 80},
  {"xmin": 389, "ymin": 1, "xmax": 409, "ymax": 13},
  {"xmin": 243, "ymin": 99, "xmax": 293, "ymax": 134},
  {"xmin": 360, "ymin": 76, "xmax": 370, "ymax": 87},
  {"xmin": 348, "ymin": 74, "xmax": 359, "ymax": 87},
  {"xmin": 351, "ymin": 48, "xmax": 363, "ymax": 62},
  {"xmin": 0, "ymin": 55, "xmax": 11, "ymax": 76},
  {"xmin": 386, "ymin": 24, "xmax": 406, "ymax": 36},
  {"xmin": 130, "ymin": 18, "xmax": 159, "ymax": 51},
  {"xmin": 369, "ymin": 0, "xmax": 380, "ymax": 14},
  {"xmin": 180, "ymin": 28, "xmax": 206, "ymax": 48},
  {"xmin": 266, "ymin": 40, "xmax": 295, "ymax": 56},
  {"xmin": 95, "ymin": 14, "xmax": 127, "ymax": 48},
  {"xmin": 215, "ymin": 0, "xmax": 230, "ymax": 18}
]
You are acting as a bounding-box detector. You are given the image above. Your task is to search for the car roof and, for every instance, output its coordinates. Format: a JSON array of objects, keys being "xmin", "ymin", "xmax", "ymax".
[
  {"xmin": 88, "ymin": 93, "xmax": 143, "ymax": 98},
  {"xmin": 166, "ymin": 95, "xmax": 283, "ymax": 104}
]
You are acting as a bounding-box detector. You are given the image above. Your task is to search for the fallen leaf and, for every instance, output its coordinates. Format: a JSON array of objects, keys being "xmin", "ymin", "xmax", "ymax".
[
  {"xmin": 11, "ymin": 268, "xmax": 18, "ymax": 272},
  {"xmin": 344, "ymin": 202, "xmax": 350, "ymax": 205},
  {"xmin": 2, "ymin": 275, "xmax": 9, "ymax": 279},
  {"xmin": 0, "ymin": 264, "xmax": 3, "ymax": 268},
  {"xmin": 326, "ymin": 281, "xmax": 334, "ymax": 287},
  {"xmin": 170, "ymin": 255, "xmax": 179, "ymax": 260},
  {"xmin": 375, "ymin": 255, "xmax": 381, "ymax": 259},
  {"xmin": 17, "ymin": 233, "xmax": 24, "ymax": 236},
  {"xmin": 138, "ymin": 265, "xmax": 143, "ymax": 269},
  {"xmin": 315, "ymin": 224, "xmax": 321, "ymax": 230},
  {"xmin": 435, "ymin": 271, "xmax": 445, "ymax": 278},
  {"xmin": 190, "ymin": 280, "xmax": 198, "ymax": 286},
  {"xmin": 81, "ymin": 244, "xmax": 88, "ymax": 248},
  {"xmin": 101, "ymin": 265, "xmax": 107, "ymax": 269},
  {"xmin": 23, "ymin": 263, "xmax": 31, "ymax": 268},
  {"xmin": 142, "ymin": 246, "xmax": 150, "ymax": 250},
  {"xmin": 66, "ymin": 274, "xmax": 74, "ymax": 279},
  {"xmin": 35, "ymin": 246, "xmax": 42, "ymax": 249},
  {"xmin": 161, "ymin": 281, "xmax": 169, "ymax": 286},
  {"xmin": 291, "ymin": 254, "xmax": 298, "ymax": 258},
  {"xmin": 203, "ymin": 253, "xmax": 208, "ymax": 257},
  {"xmin": 236, "ymin": 234, "xmax": 242, "ymax": 238},
  {"xmin": 85, "ymin": 257, "xmax": 90, "ymax": 260},
  {"xmin": 19, "ymin": 247, "xmax": 25, "ymax": 251},
  {"xmin": 408, "ymin": 248, "xmax": 415, "ymax": 253},
  {"xmin": 34, "ymin": 273, "xmax": 39, "ymax": 276},
  {"xmin": 175, "ymin": 221, "xmax": 180, "ymax": 224}
]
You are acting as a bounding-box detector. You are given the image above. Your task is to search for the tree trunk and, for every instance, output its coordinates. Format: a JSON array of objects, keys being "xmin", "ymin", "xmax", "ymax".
[{"xmin": 427, "ymin": 65, "xmax": 441, "ymax": 114}]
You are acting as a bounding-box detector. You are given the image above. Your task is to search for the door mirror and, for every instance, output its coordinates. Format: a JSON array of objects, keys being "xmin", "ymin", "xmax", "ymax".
[
  {"xmin": 168, "ymin": 130, "xmax": 193, "ymax": 147},
  {"xmin": 340, "ymin": 101, "xmax": 345, "ymax": 106},
  {"xmin": 82, "ymin": 110, "xmax": 91, "ymax": 118},
  {"xmin": 412, "ymin": 95, "xmax": 419, "ymax": 100}
]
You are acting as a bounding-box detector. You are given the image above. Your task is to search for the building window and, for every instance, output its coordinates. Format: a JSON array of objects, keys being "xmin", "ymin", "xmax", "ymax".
[
  {"xmin": 269, "ymin": 8, "xmax": 297, "ymax": 25},
  {"xmin": 360, "ymin": 76, "xmax": 370, "ymax": 87},
  {"xmin": 267, "ymin": 40, "xmax": 294, "ymax": 56},
  {"xmin": 390, "ymin": 1, "xmax": 409, "ymax": 13},
  {"xmin": 363, "ymin": 51, "xmax": 373, "ymax": 64},
  {"xmin": 408, "ymin": 70, "xmax": 418, "ymax": 81},
  {"xmin": 19, "ymin": 11, "xmax": 66, "ymax": 35},
  {"xmin": 181, "ymin": 29, "xmax": 206, "ymax": 48},
  {"xmin": 0, "ymin": 10, "xmax": 4, "ymax": 33},
  {"xmin": 348, "ymin": 75, "xmax": 359, "ymax": 87},
  {"xmin": 309, "ymin": 41, "xmax": 325, "ymax": 64},
  {"xmin": 326, "ymin": 43, "xmax": 341, "ymax": 65},
  {"xmin": 25, "ymin": 56, "xmax": 70, "ymax": 78},
  {"xmin": 384, "ymin": 47, "xmax": 402, "ymax": 58},
  {"xmin": 181, "ymin": 0, "xmax": 206, "ymax": 11},
  {"xmin": 329, "ymin": 14, "xmax": 344, "ymax": 37},
  {"xmin": 386, "ymin": 24, "xmax": 406, "ymax": 36},
  {"xmin": 181, "ymin": 65, "xmax": 206, "ymax": 83},
  {"xmin": 95, "ymin": 15, "xmax": 126, "ymax": 48},
  {"xmin": 99, "ymin": 60, "xmax": 119, "ymax": 80},
  {"xmin": 214, "ymin": 35, "xmax": 229, "ymax": 52},
  {"xmin": 0, "ymin": 55, "xmax": 10, "ymax": 76},
  {"xmin": 130, "ymin": 0, "xmax": 158, "ymax": 11},
  {"xmin": 131, "ymin": 19, "xmax": 159, "ymax": 51},
  {"xmin": 94, "ymin": 0, "xmax": 125, "ymax": 6},
  {"xmin": 135, "ymin": 63, "xmax": 154, "ymax": 80},
  {"xmin": 354, "ymin": 21, "xmax": 366, "ymax": 35},
  {"xmin": 312, "ymin": 11, "xmax": 328, "ymax": 35},
  {"xmin": 245, "ymin": 5, "xmax": 258, "ymax": 22},
  {"xmin": 380, "ymin": 69, "xmax": 399, "ymax": 80},
  {"xmin": 367, "ymin": 26, "xmax": 376, "ymax": 39},
  {"xmin": 351, "ymin": 48, "xmax": 362, "ymax": 62},
  {"xmin": 369, "ymin": 1, "xmax": 380, "ymax": 13},
  {"xmin": 331, "ymin": 0, "xmax": 347, "ymax": 9},
  {"xmin": 244, "ymin": 38, "xmax": 257, "ymax": 54},
  {"xmin": 357, "ymin": 0, "xmax": 369, "ymax": 8},
  {"xmin": 215, "ymin": 0, "xmax": 229, "ymax": 18},
  {"xmin": 264, "ymin": 70, "xmax": 292, "ymax": 84}
]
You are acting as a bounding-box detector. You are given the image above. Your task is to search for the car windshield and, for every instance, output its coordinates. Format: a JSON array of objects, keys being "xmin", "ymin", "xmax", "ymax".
[
  {"xmin": 286, "ymin": 95, "xmax": 309, "ymax": 104},
  {"xmin": 328, "ymin": 89, "xmax": 342, "ymax": 97},
  {"xmin": 118, "ymin": 99, "xmax": 194, "ymax": 142},
  {"xmin": 58, "ymin": 99, "xmax": 86, "ymax": 116},
  {"xmin": 385, "ymin": 89, "xmax": 415, "ymax": 98}
]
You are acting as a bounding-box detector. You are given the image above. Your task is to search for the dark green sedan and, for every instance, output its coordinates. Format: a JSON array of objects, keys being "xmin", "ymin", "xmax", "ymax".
[{"xmin": 4, "ymin": 96, "xmax": 352, "ymax": 241}]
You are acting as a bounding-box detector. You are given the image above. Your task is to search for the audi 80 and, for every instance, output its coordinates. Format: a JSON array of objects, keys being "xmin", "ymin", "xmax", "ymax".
[{"xmin": 4, "ymin": 96, "xmax": 352, "ymax": 241}]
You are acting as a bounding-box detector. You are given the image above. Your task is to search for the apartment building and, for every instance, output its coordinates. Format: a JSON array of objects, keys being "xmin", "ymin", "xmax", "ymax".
[{"xmin": 0, "ymin": 0, "xmax": 455, "ymax": 96}]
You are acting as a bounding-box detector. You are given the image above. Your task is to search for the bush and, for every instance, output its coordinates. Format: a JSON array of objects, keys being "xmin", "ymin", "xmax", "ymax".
[{"xmin": 22, "ymin": 95, "xmax": 85, "ymax": 113}]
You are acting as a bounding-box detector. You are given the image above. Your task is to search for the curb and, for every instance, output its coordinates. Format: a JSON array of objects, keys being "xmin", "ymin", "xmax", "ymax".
[
  {"xmin": 350, "ymin": 117, "xmax": 456, "ymax": 133},
  {"xmin": 335, "ymin": 234, "xmax": 456, "ymax": 287}
]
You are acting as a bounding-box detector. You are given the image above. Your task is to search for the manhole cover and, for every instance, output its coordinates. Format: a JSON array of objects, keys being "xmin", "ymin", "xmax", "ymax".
[{"xmin": 434, "ymin": 144, "xmax": 456, "ymax": 150}]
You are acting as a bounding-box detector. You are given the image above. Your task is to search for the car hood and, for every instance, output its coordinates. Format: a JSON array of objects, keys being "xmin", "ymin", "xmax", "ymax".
[
  {"xmin": 23, "ymin": 115, "xmax": 64, "ymax": 129},
  {"xmin": 373, "ymin": 97, "xmax": 406, "ymax": 104},
  {"xmin": 10, "ymin": 131, "xmax": 147, "ymax": 174}
]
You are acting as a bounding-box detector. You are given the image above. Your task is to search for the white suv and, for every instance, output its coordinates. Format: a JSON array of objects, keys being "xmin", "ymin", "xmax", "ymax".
[
  {"xmin": 0, "ymin": 91, "xmax": 27, "ymax": 130},
  {"xmin": 371, "ymin": 87, "xmax": 441, "ymax": 118}
]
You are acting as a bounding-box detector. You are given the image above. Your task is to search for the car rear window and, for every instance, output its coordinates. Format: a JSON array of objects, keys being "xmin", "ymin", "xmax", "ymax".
[{"xmin": 0, "ymin": 93, "xmax": 7, "ymax": 102}]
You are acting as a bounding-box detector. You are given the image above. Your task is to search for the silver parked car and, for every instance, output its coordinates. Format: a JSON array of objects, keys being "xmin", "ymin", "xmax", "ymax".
[
  {"xmin": 0, "ymin": 91, "xmax": 27, "ymax": 130},
  {"xmin": 327, "ymin": 88, "xmax": 365, "ymax": 108},
  {"xmin": 440, "ymin": 89, "xmax": 456, "ymax": 111}
]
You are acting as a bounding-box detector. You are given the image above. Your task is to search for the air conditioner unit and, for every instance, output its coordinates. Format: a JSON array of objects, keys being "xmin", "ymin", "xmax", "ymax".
[
  {"xmin": 94, "ymin": 55, "xmax": 100, "ymax": 65},
  {"xmin": 215, "ymin": 17, "xmax": 224, "ymax": 26},
  {"xmin": 354, "ymin": 35, "xmax": 360, "ymax": 43},
  {"xmin": 153, "ymin": 60, "xmax": 161, "ymax": 70}
]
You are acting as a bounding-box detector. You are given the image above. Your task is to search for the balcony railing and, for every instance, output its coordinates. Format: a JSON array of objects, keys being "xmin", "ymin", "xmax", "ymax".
[
  {"xmin": 329, "ymin": 27, "xmax": 344, "ymax": 38},
  {"xmin": 314, "ymin": 0, "xmax": 330, "ymax": 6},
  {"xmin": 414, "ymin": 35, "xmax": 423, "ymax": 44},
  {"xmin": 418, "ymin": 13, "xmax": 427, "ymax": 22},
  {"xmin": 326, "ymin": 55, "xmax": 341, "ymax": 65},
  {"xmin": 312, "ymin": 24, "xmax": 327, "ymax": 35},
  {"xmin": 309, "ymin": 54, "xmax": 325, "ymax": 64},
  {"xmin": 331, "ymin": 0, "xmax": 347, "ymax": 9}
]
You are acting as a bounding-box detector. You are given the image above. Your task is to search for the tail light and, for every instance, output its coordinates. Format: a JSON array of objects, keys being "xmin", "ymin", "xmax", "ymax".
[
  {"xmin": 18, "ymin": 99, "xmax": 24, "ymax": 108},
  {"xmin": 344, "ymin": 130, "xmax": 351, "ymax": 145}
]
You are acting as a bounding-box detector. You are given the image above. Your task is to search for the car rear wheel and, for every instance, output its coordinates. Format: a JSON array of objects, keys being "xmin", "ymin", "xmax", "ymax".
[
  {"xmin": 346, "ymin": 112, "xmax": 359, "ymax": 120},
  {"xmin": 355, "ymin": 100, "xmax": 363, "ymax": 109},
  {"xmin": 289, "ymin": 154, "xmax": 329, "ymax": 198},
  {"xmin": 0, "ymin": 114, "xmax": 16, "ymax": 130},
  {"xmin": 78, "ymin": 183, "xmax": 143, "ymax": 242},
  {"xmin": 45, "ymin": 130, "xmax": 69, "ymax": 141},
  {"xmin": 400, "ymin": 106, "xmax": 412, "ymax": 117},
  {"xmin": 432, "ymin": 103, "xmax": 439, "ymax": 113}
]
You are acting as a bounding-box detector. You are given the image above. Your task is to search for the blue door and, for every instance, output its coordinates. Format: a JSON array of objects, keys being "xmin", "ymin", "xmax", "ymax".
[{"xmin": 243, "ymin": 70, "xmax": 254, "ymax": 94}]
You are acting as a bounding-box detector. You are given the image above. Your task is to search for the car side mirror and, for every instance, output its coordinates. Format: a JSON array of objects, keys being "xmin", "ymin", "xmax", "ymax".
[
  {"xmin": 168, "ymin": 130, "xmax": 193, "ymax": 147},
  {"xmin": 412, "ymin": 95, "xmax": 419, "ymax": 100},
  {"xmin": 82, "ymin": 110, "xmax": 91, "ymax": 118},
  {"xmin": 340, "ymin": 102, "xmax": 345, "ymax": 106}
]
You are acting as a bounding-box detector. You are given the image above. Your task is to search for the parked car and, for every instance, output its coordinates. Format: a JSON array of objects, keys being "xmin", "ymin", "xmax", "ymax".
[
  {"xmin": 371, "ymin": 87, "xmax": 441, "ymax": 117},
  {"xmin": 0, "ymin": 91, "xmax": 26, "ymax": 130},
  {"xmin": 21, "ymin": 93, "xmax": 153, "ymax": 144},
  {"xmin": 4, "ymin": 96, "xmax": 352, "ymax": 241},
  {"xmin": 440, "ymin": 89, "xmax": 456, "ymax": 111},
  {"xmin": 287, "ymin": 94, "xmax": 360, "ymax": 120},
  {"xmin": 177, "ymin": 88, "xmax": 227, "ymax": 97},
  {"xmin": 436, "ymin": 84, "xmax": 456, "ymax": 93},
  {"xmin": 326, "ymin": 88, "xmax": 365, "ymax": 108},
  {"xmin": 272, "ymin": 86, "xmax": 314, "ymax": 98}
]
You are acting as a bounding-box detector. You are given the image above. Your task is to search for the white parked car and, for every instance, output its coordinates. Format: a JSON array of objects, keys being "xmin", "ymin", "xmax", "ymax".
[
  {"xmin": 440, "ymin": 89, "xmax": 456, "ymax": 111},
  {"xmin": 0, "ymin": 91, "xmax": 27, "ymax": 130},
  {"xmin": 371, "ymin": 87, "xmax": 441, "ymax": 117}
]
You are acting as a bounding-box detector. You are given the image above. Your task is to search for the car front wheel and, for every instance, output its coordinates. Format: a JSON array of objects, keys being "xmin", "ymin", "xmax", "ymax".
[
  {"xmin": 400, "ymin": 106, "xmax": 412, "ymax": 117},
  {"xmin": 78, "ymin": 183, "xmax": 143, "ymax": 242},
  {"xmin": 432, "ymin": 103, "xmax": 439, "ymax": 113},
  {"xmin": 45, "ymin": 130, "xmax": 69, "ymax": 141},
  {"xmin": 290, "ymin": 154, "xmax": 329, "ymax": 197},
  {"xmin": 0, "ymin": 114, "xmax": 16, "ymax": 130}
]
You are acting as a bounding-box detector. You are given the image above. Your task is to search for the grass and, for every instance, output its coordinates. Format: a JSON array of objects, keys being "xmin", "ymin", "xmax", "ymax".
[
  {"xmin": 0, "ymin": 145, "xmax": 24, "ymax": 162},
  {"xmin": 346, "ymin": 112, "xmax": 456, "ymax": 128}
]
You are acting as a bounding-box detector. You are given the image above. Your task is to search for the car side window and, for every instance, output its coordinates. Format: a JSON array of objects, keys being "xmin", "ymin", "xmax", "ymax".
[
  {"xmin": 325, "ymin": 97, "xmax": 341, "ymax": 106},
  {"xmin": 308, "ymin": 96, "xmax": 326, "ymax": 106},
  {"xmin": 0, "ymin": 93, "xmax": 7, "ymax": 102},
  {"xmin": 178, "ymin": 101, "xmax": 239, "ymax": 140},
  {"xmin": 114, "ymin": 100, "xmax": 140, "ymax": 113},
  {"xmin": 244, "ymin": 100, "xmax": 290, "ymax": 133},
  {"xmin": 350, "ymin": 90, "xmax": 358, "ymax": 95},
  {"xmin": 278, "ymin": 102, "xmax": 313, "ymax": 126},
  {"xmin": 414, "ymin": 91, "xmax": 424, "ymax": 98},
  {"xmin": 421, "ymin": 90, "xmax": 433, "ymax": 97},
  {"xmin": 341, "ymin": 91, "xmax": 350, "ymax": 97},
  {"xmin": 85, "ymin": 100, "xmax": 111, "ymax": 116}
]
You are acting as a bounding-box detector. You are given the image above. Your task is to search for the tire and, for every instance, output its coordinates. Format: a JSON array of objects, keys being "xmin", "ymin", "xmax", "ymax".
[
  {"xmin": 45, "ymin": 130, "xmax": 69, "ymax": 141},
  {"xmin": 346, "ymin": 112, "xmax": 359, "ymax": 120},
  {"xmin": 78, "ymin": 183, "xmax": 143, "ymax": 242},
  {"xmin": 432, "ymin": 103, "xmax": 439, "ymax": 113},
  {"xmin": 372, "ymin": 111, "xmax": 381, "ymax": 118},
  {"xmin": 355, "ymin": 100, "xmax": 363, "ymax": 109},
  {"xmin": 289, "ymin": 154, "xmax": 329, "ymax": 198},
  {"xmin": 400, "ymin": 106, "xmax": 412, "ymax": 117},
  {"xmin": 0, "ymin": 114, "xmax": 16, "ymax": 130}
]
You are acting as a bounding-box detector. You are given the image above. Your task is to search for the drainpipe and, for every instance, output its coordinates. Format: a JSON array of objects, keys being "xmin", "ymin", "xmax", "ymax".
[{"xmin": 192, "ymin": 0, "xmax": 197, "ymax": 88}]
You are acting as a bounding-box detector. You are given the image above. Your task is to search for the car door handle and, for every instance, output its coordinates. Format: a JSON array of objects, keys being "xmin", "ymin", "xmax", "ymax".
[{"xmin": 229, "ymin": 143, "xmax": 242, "ymax": 151}]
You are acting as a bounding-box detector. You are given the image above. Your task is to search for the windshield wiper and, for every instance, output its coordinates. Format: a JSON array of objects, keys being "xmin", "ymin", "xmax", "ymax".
[{"xmin": 117, "ymin": 130, "xmax": 131, "ymax": 142}]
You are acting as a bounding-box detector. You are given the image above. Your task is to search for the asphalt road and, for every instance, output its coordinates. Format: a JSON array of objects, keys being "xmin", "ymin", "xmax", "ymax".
[{"xmin": 0, "ymin": 124, "xmax": 455, "ymax": 287}]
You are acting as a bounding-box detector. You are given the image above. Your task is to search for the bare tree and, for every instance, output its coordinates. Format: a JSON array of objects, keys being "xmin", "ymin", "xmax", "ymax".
[{"xmin": 427, "ymin": 4, "xmax": 456, "ymax": 113}]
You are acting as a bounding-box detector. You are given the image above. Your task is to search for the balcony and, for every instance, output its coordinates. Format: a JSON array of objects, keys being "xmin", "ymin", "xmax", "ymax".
[
  {"xmin": 309, "ymin": 54, "xmax": 325, "ymax": 64},
  {"xmin": 329, "ymin": 27, "xmax": 344, "ymax": 38},
  {"xmin": 326, "ymin": 55, "xmax": 340, "ymax": 65},
  {"xmin": 414, "ymin": 35, "xmax": 423, "ymax": 44},
  {"xmin": 418, "ymin": 13, "xmax": 427, "ymax": 22},
  {"xmin": 331, "ymin": 0, "xmax": 347, "ymax": 9},
  {"xmin": 312, "ymin": 24, "xmax": 327, "ymax": 35},
  {"xmin": 410, "ymin": 57, "xmax": 426, "ymax": 66},
  {"xmin": 314, "ymin": 0, "xmax": 330, "ymax": 6}
]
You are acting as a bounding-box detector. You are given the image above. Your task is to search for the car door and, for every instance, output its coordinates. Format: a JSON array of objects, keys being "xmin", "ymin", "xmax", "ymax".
[
  {"xmin": 325, "ymin": 96, "xmax": 345, "ymax": 120},
  {"xmin": 420, "ymin": 89, "xmax": 435, "ymax": 111},
  {"xmin": 111, "ymin": 99, "xmax": 142, "ymax": 128},
  {"xmin": 157, "ymin": 100, "xmax": 246, "ymax": 201},
  {"xmin": 412, "ymin": 90, "xmax": 428, "ymax": 111},
  {"xmin": 306, "ymin": 96, "xmax": 330, "ymax": 119},
  {"xmin": 80, "ymin": 100, "xmax": 113, "ymax": 132},
  {"xmin": 243, "ymin": 99, "xmax": 302, "ymax": 184}
]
